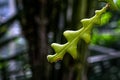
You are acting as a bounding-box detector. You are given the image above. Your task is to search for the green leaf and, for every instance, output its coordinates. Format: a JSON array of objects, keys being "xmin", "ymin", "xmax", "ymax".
[
  {"xmin": 115, "ymin": 0, "xmax": 120, "ymax": 9},
  {"xmin": 47, "ymin": 4, "xmax": 108, "ymax": 63}
]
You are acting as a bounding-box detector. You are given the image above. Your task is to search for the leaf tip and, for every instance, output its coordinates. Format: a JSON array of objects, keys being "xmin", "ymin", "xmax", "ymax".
[{"xmin": 47, "ymin": 54, "xmax": 62, "ymax": 63}]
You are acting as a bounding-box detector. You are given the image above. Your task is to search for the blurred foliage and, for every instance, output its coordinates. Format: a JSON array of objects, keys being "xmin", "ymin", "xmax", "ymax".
[
  {"xmin": 115, "ymin": 0, "xmax": 120, "ymax": 9},
  {"xmin": 101, "ymin": 12, "xmax": 112, "ymax": 25},
  {"xmin": 91, "ymin": 29, "xmax": 116, "ymax": 47},
  {"xmin": 0, "ymin": 26, "xmax": 7, "ymax": 37},
  {"xmin": 91, "ymin": 18, "xmax": 120, "ymax": 49}
]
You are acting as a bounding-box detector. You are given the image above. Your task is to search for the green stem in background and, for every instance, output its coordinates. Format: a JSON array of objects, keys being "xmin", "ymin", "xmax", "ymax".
[
  {"xmin": 72, "ymin": 0, "xmax": 88, "ymax": 29},
  {"xmin": 99, "ymin": 0, "xmax": 119, "ymax": 10},
  {"xmin": 47, "ymin": 4, "xmax": 108, "ymax": 63},
  {"xmin": 75, "ymin": 39, "xmax": 88, "ymax": 80}
]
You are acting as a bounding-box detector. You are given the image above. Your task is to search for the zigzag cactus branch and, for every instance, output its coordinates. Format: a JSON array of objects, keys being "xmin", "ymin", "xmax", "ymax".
[{"xmin": 47, "ymin": 4, "xmax": 108, "ymax": 63}]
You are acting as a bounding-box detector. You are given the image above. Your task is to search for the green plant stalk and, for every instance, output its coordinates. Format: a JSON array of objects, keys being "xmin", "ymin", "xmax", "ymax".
[
  {"xmin": 99, "ymin": 0, "xmax": 119, "ymax": 10},
  {"xmin": 75, "ymin": 39, "xmax": 88, "ymax": 80},
  {"xmin": 72, "ymin": 0, "xmax": 88, "ymax": 29},
  {"xmin": 47, "ymin": 4, "xmax": 108, "ymax": 63}
]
